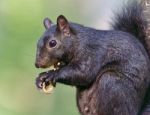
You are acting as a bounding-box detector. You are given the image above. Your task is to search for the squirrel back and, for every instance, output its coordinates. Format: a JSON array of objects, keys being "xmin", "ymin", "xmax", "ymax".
[{"xmin": 111, "ymin": 0, "xmax": 150, "ymax": 114}]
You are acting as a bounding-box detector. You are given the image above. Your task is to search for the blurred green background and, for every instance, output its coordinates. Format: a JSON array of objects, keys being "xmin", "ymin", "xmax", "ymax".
[{"xmin": 0, "ymin": 0, "xmax": 124, "ymax": 115}]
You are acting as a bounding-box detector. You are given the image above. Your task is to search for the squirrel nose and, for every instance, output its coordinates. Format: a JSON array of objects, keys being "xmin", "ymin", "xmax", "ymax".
[{"xmin": 35, "ymin": 62, "xmax": 40, "ymax": 68}]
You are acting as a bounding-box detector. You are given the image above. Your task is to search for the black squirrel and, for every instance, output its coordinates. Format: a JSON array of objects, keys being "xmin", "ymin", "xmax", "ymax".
[{"xmin": 35, "ymin": 0, "xmax": 150, "ymax": 115}]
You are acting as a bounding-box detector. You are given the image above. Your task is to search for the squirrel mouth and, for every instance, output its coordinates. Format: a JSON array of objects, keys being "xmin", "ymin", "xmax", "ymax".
[
  {"xmin": 51, "ymin": 61, "xmax": 66, "ymax": 70},
  {"xmin": 51, "ymin": 62, "xmax": 60, "ymax": 70}
]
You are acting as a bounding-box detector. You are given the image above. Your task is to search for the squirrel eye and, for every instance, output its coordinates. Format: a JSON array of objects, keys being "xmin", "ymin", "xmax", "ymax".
[{"xmin": 49, "ymin": 40, "xmax": 57, "ymax": 48}]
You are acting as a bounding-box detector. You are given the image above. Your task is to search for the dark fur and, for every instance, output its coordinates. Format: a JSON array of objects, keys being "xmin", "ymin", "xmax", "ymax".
[{"xmin": 35, "ymin": 1, "xmax": 150, "ymax": 115}]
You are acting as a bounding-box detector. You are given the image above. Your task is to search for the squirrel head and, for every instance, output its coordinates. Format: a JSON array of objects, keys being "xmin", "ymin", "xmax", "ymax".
[{"xmin": 35, "ymin": 15, "xmax": 75, "ymax": 68}]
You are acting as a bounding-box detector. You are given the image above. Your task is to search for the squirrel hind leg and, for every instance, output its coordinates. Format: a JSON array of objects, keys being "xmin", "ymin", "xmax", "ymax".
[{"xmin": 97, "ymin": 72, "xmax": 139, "ymax": 115}]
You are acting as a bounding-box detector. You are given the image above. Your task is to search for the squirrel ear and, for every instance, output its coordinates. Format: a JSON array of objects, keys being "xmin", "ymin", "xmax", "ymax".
[
  {"xmin": 43, "ymin": 18, "xmax": 52, "ymax": 29},
  {"xmin": 57, "ymin": 15, "xmax": 70, "ymax": 37}
]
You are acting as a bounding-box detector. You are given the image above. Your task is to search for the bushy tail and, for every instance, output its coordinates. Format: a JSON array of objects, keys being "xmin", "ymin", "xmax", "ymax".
[
  {"xmin": 143, "ymin": 0, "xmax": 150, "ymax": 57},
  {"xmin": 140, "ymin": 1, "xmax": 150, "ymax": 115},
  {"xmin": 111, "ymin": 0, "xmax": 150, "ymax": 58},
  {"xmin": 111, "ymin": 0, "xmax": 150, "ymax": 115},
  {"xmin": 143, "ymin": 0, "xmax": 150, "ymax": 37}
]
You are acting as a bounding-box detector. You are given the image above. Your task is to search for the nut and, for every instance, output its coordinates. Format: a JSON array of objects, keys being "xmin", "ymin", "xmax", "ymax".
[{"xmin": 42, "ymin": 81, "xmax": 54, "ymax": 94}]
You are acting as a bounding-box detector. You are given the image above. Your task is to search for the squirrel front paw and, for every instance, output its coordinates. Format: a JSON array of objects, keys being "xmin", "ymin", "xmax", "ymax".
[
  {"xmin": 35, "ymin": 72, "xmax": 48, "ymax": 89},
  {"xmin": 35, "ymin": 71, "xmax": 57, "ymax": 90}
]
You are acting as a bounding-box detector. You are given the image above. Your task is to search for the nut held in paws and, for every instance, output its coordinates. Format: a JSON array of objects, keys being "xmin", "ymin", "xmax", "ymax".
[{"xmin": 42, "ymin": 81, "xmax": 54, "ymax": 94}]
